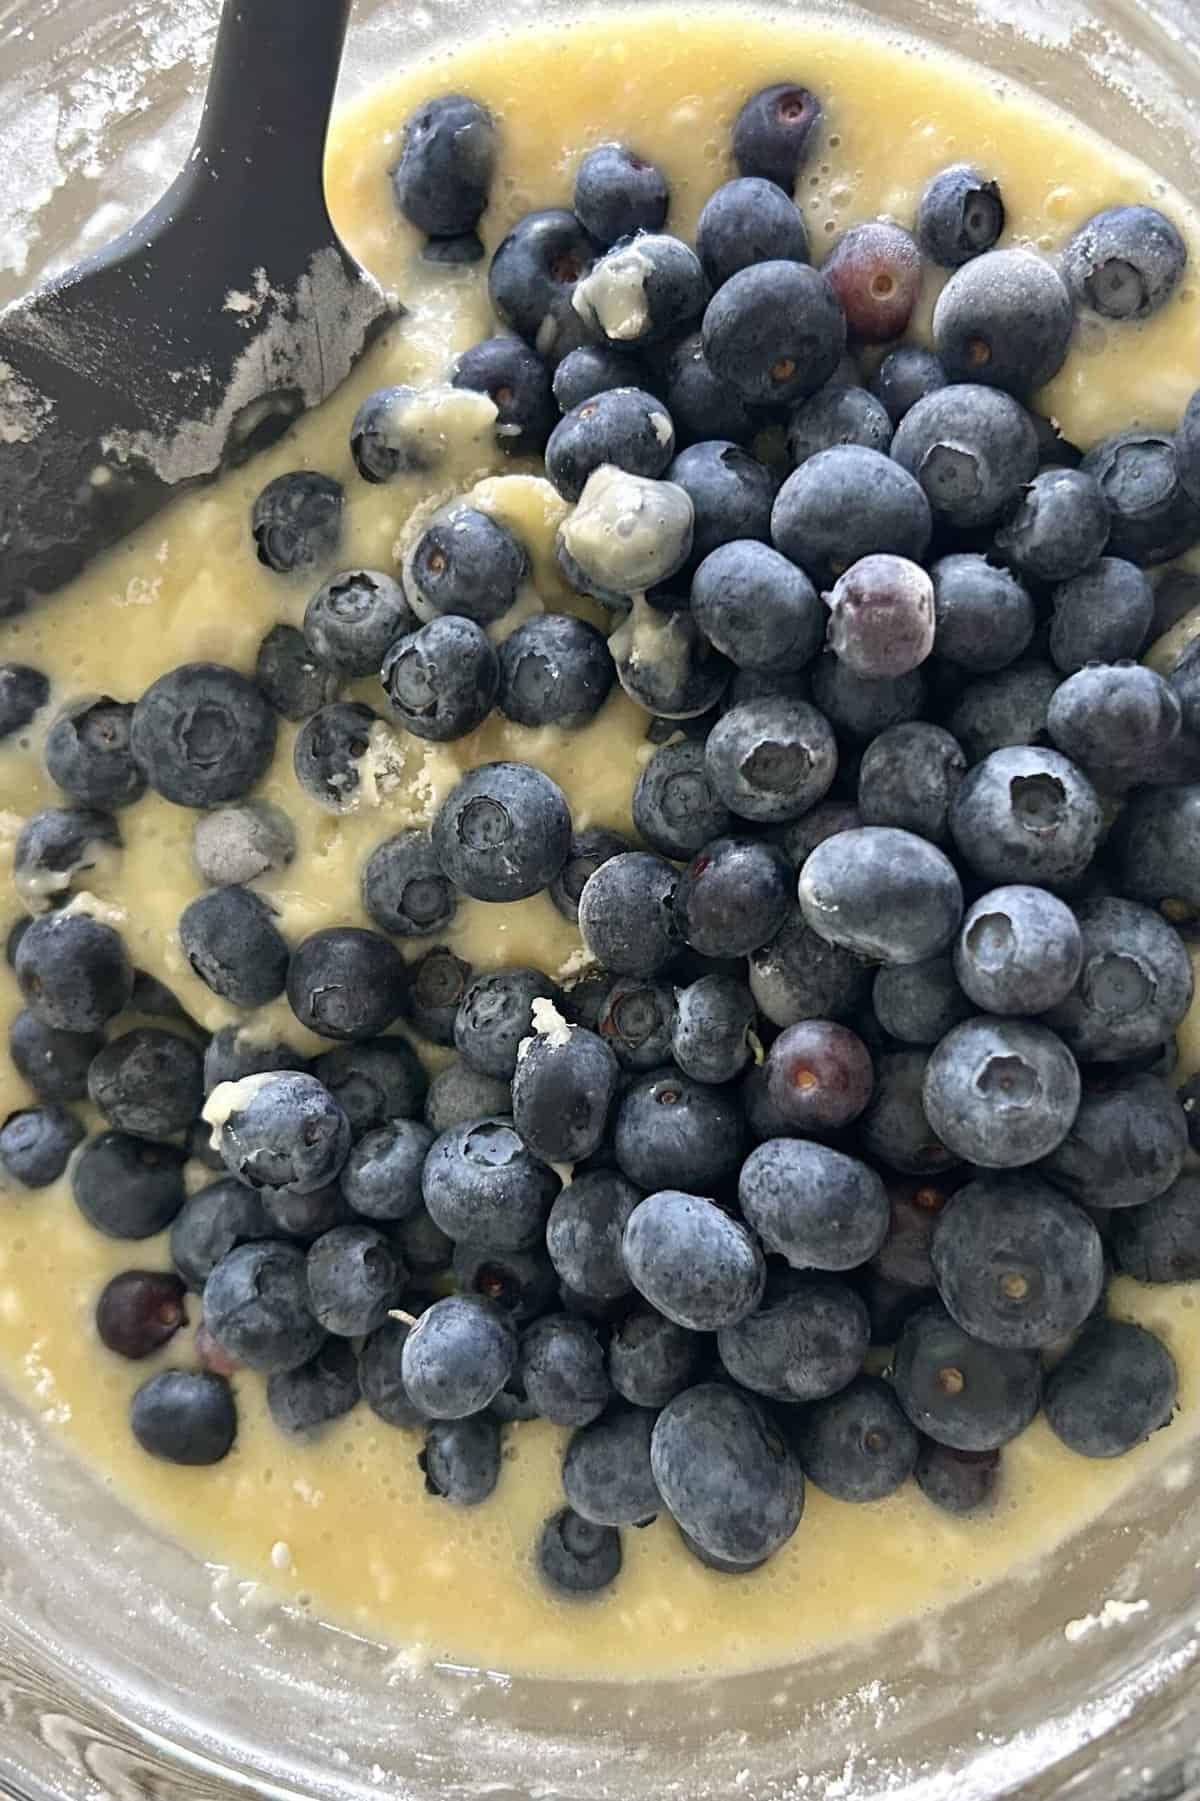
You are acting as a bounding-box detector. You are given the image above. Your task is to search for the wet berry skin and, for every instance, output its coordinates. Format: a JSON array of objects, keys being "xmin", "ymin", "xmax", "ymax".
[
  {"xmin": 732, "ymin": 83, "xmax": 823, "ymax": 193},
  {"xmin": 130, "ymin": 1370, "xmax": 237, "ymax": 1466},
  {"xmin": 765, "ymin": 1020, "xmax": 874, "ymax": 1131},
  {"xmin": 96, "ymin": 1270, "xmax": 188, "ymax": 1359},
  {"xmin": 573, "ymin": 142, "xmax": 670, "ymax": 245},
  {"xmin": 391, "ymin": 93, "xmax": 497, "ymax": 236}
]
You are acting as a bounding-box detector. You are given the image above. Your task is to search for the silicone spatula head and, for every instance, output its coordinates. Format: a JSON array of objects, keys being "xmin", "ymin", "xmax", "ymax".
[{"xmin": 0, "ymin": 0, "xmax": 397, "ymax": 615}]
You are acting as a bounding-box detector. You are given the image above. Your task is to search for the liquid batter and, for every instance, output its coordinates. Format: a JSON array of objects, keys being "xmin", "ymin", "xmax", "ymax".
[{"xmin": 1, "ymin": 7, "xmax": 1199, "ymax": 1682}]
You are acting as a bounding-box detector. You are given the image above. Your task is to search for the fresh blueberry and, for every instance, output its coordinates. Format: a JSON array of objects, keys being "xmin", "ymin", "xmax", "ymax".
[
  {"xmin": 557, "ymin": 467, "xmax": 695, "ymax": 602},
  {"xmin": 497, "ymin": 614, "xmax": 613, "ymax": 729},
  {"xmin": 663, "ymin": 333, "xmax": 759, "ymax": 447},
  {"xmin": 622, "ymin": 1188, "xmax": 764, "ymax": 1331},
  {"xmin": 872, "ymin": 956, "xmax": 973, "ymax": 1046},
  {"xmin": 917, "ymin": 163, "xmax": 1005, "ymax": 267},
  {"xmin": 858, "ymin": 1050, "xmax": 957, "ymax": 1177},
  {"xmin": 518, "ymin": 1315, "xmax": 610, "ymax": 1427},
  {"xmin": 1045, "ymin": 1318, "xmax": 1177, "ymax": 1458},
  {"xmin": 1179, "ymin": 388, "xmax": 1200, "ymax": 507},
  {"xmin": 0, "ymin": 1104, "xmax": 82, "ymax": 1187},
  {"xmin": 561, "ymin": 1403, "xmax": 661, "ymax": 1526},
  {"xmin": 930, "ymin": 554, "xmax": 1035, "ymax": 674},
  {"xmin": 609, "ymin": 600, "xmax": 731, "ymax": 718},
  {"xmin": 696, "ymin": 176, "xmax": 809, "ymax": 287},
  {"xmin": 1045, "ymin": 897, "xmax": 1193, "ymax": 1064},
  {"xmin": 799, "ymin": 826, "xmax": 963, "ymax": 965},
  {"xmin": 16, "ymin": 910, "xmax": 134, "ymax": 1032},
  {"xmin": 208, "ymin": 1070, "xmax": 349, "ymax": 1199},
  {"xmin": 1048, "ymin": 663, "xmax": 1181, "ymax": 787},
  {"xmin": 630, "ymin": 744, "xmax": 729, "ymax": 864},
  {"xmin": 8, "ymin": 1010, "xmax": 100, "ymax": 1106},
  {"xmin": 44, "ymin": 696, "xmax": 145, "ymax": 810},
  {"xmin": 671, "ymin": 975, "xmax": 757, "ymax": 1086},
  {"xmin": 932, "ymin": 249, "xmax": 1073, "ymax": 393},
  {"xmin": 286, "ymin": 927, "xmax": 407, "ymax": 1042},
  {"xmin": 546, "ymin": 1170, "xmax": 640, "ymax": 1301},
  {"xmin": 794, "ymin": 1373, "xmax": 919, "ymax": 1501},
  {"xmin": 702, "ymin": 262, "xmax": 845, "ymax": 407},
  {"xmin": 72, "ymin": 1131, "xmax": 187, "ymax": 1237},
  {"xmin": 931, "ymin": 1172, "xmax": 1103, "ymax": 1347},
  {"xmin": 601, "ymin": 1307, "xmax": 694, "ymax": 1410},
  {"xmin": 869, "ymin": 346, "xmax": 949, "ymax": 424},
  {"xmin": 1109, "ymin": 785, "xmax": 1200, "ymax": 922},
  {"xmin": 545, "ymin": 830, "xmax": 627, "ymax": 928},
  {"xmin": 357, "ymin": 1317, "xmax": 427, "ymax": 1428},
  {"xmin": 651, "ymin": 1381, "xmax": 805, "ymax": 1564},
  {"xmin": 891, "ymin": 384, "xmax": 1039, "ymax": 528},
  {"xmin": 401, "ymin": 1292, "xmax": 518, "ymax": 1419},
  {"xmin": 408, "ymin": 946, "xmax": 473, "ymax": 1046},
  {"xmin": 396, "ymin": 1205, "xmax": 454, "ymax": 1279},
  {"xmin": 704, "ymin": 697, "xmax": 837, "ymax": 825},
  {"xmin": 771, "ymin": 445, "xmax": 931, "ymax": 588},
  {"xmin": 432, "ymin": 762, "xmax": 571, "ymax": 903},
  {"xmin": 579, "ymin": 851, "xmax": 679, "ymax": 978},
  {"xmin": 673, "ymin": 836, "xmax": 792, "ymax": 958},
  {"xmin": 691, "ymin": 540, "xmax": 823, "ymax": 674},
  {"xmin": 179, "ymin": 886, "xmax": 289, "ymax": 1008},
  {"xmin": 856, "ymin": 722, "xmax": 965, "ymax": 845},
  {"xmin": 893, "ymin": 1302, "xmax": 1042, "ymax": 1450},
  {"xmin": 1081, "ymin": 431, "xmax": 1200, "ymax": 566},
  {"xmin": 422, "ymin": 1117, "xmax": 559, "ymax": 1251},
  {"xmin": 810, "ymin": 654, "xmax": 927, "ymax": 744},
  {"xmin": 169, "ymin": 1178, "xmax": 271, "ymax": 1292},
  {"xmin": 251, "ymin": 471, "xmax": 343, "ymax": 574},
  {"xmin": 545, "ymin": 388, "xmax": 675, "ymax": 503},
  {"xmin": 203, "ymin": 1240, "xmax": 325, "ymax": 1373},
  {"xmin": 310, "ymin": 1038, "xmax": 427, "ymax": 1138},
  {"xmin": 0, "ymin": 663, "xmax": 48, "ymax": 741},
  {"xmin": 573, "ymin": 143, "xmax": 669, "ymax": 245},
  {"xmin": 1063, "ymin": 205, "xmax": 1186, "ymax": 321},
  {"xmin": 391, "ymin": 93, "xmax": 495, "ymax": 235},
  {"xmin": 301, "ymin": 571, "xmax": 414, "ymax": 682},
  {"xmin": 595, "ymin": 980, "xmax": 674, "ymax": 1073},
  {"xmin": 993, "ymin": 468, "xmax": 1110, "ymax": 585},
  {"xmin": 87, "ymin": 1027, "xmax": 203, "ymax": 1141},
  {"xmin": 666, "ymin": 440, "xmax": 776, "ymax": 569},
  {"xmin": 944, "ymin": 662, "xmax": 1060, "ymax": 766},
  {"xmin": 133, "ymin": 662, "xmax": 276, "ymax": 811},
  {"xmin": 407, "ymin": 507, "xmax": 528, "ymax": 625},
  {"xmin": 423, "ymin": 1061, "xmax": 512, "ymax": 1135},
  {"xmin": 552, "ymin": 345, "xmax": 649, "ymax": 411},
  {"xmin": 953, "ymin": 884, "xmax": 1082, "ymax": 1017},
  {"xmin": 923, "ymin": 1016, "xmax": 1080, "ymax": 1169},
  {"xmin": 869, "ymin": 1176, "xmax": 956, "ymax": 1289},
  {"xmin": 764, "ymin": 1018, "xmax": 874, "ymax": 1132},
  {"xmin": 615, "ymin": 1069, "xmax": 745, "ymax": 1193},
  {"xmin": 1111, "ymin": 1170, "xmax": 1200, "ymax": 1282},
  {"xmin": 453, "ymin": 1240, "xmax": 559, "ymax": 1328},
  {"xmin": 538, "ymin": 1507, "xmax": 622, "ymax": 1595},
  {"xmin": 915, "ymin": 1441, "xmax": 999, "ymax": 1515},
  {"xmin": 361, "ymin": 829, "xmax": 458, "ymax": 939},
  {"xmin": 1047, "ymin": 561, "xmax": 1153, "ymax": 681},
  {"xmin": 306, "ymin": 1224, "xmax": 403, "ymax": 1337},
  {"xmin": 788, "ymin": 383, "xmax": 893, "ymax": 466},
  {"xmin": 823, "ymin": 221, "xmax": 922, "ymax": 343},
  {"xmin": 826, "ymin": 555, "xmax": 935, "ymax": 681},
  {"xmin": 255, "ymin": 623, "xmax": 338, "ymax": 722},
  {"xmin": 718, "ymin": 1269, "xmax": 869, "ymax": 1403},
  {"xmin": 739, "ymin": 1137, "xmax": 888, "ymax": 1270},
  {"xmin": 732, "ymin": 82, "xmax": 822, "ymax": 191},
  {"xmin": 380, "ymin": 615, "xmax": 497, "ymax": 743},
  {"xmin": 267, "ymin": 1337, "xmax": 361, "ymax": 1436},
  {"xmin": 419, "ymin": 1413, "xmax": 502, "ymax": 1504},
  {"xmin": 95, "ymin": 1269, "xmax": 187, "ymax": 1360},
  {"xmin": 338, "ymin": 1120, "xmax": 434, "ymax": 1223},
  {"xmin": 260, "ymin": 1183, "xmax": 348, "ymax": 1241},
  {"xmin": 512, "ymin": 1021, "xmax": 620, "ymax": 1164},
  {"xmin": 488, "ymin": 209, "xmax": 596, "ymax": 364},
  {"xmin": 949, "ymin": 747, "xmax": 1102, "ymax": 889},
  {"xmin": 451, "ymin": 334, "xmax": 557, "ymax": 456},
  {"xmin": 192, "ymin": 800, "xmax": 295, "ymax": 890},
  {"xmin": 572, "ymin": 234, "xmax": 708, "ymax": 349},
  {"xmin": 130, "ymin": 1370, "xmax": 236, "ymax": 1465},
  {"xmin": 1045, "ymin": 1072, "xmax": 1187, "ymax": 1212},
  {"xmin": 749, "ymin": 906, "xmax": 873, "ymax": 1028},
  {"xmin": 11, "ymin": 806, "xmax": 119, "ymax": 915},
  {"xmin": 454, "ymin": 967, "xmax": 562, "ymax": 1079}
]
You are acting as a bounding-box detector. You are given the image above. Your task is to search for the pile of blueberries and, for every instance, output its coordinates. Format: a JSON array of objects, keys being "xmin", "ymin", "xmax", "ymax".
[{"xmin": 6, "ymin": 78, "xmax": 1200, "ymax": 1597}]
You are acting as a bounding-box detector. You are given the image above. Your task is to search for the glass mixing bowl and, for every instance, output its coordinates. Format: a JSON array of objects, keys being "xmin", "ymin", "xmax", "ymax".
[{"xmin": 3, "ymin": 1, "xmax": 1200, "ymax": 1795}]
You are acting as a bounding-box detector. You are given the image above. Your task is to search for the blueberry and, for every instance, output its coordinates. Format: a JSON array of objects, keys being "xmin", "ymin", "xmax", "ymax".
[
  {"xmin": 306, "ymin": 1224, "xmax": 403, "ymax": 1337},
  {"xmin": 724, "ymin": 666, "xmax": 815, "ymax": 710},
  {"xmin": 16, "ymin": 910, "xmax": 134, "ymax": 1032},
  {"xmin": 925, "ymin": 1016, "xmax": 1081, "ymax": 1169},
  {"xmin": 488, "ymin": 209, "xmax": 596, "ymax": 364},
  {"xmin": 732, "ymin": 82, "xmax": 822, "ymax": 191},
  {"xmin": 673, "ymin": 836, "xmax": 792, "ymax": 959},
  {"xmin": 417, "ymin": 1413, "xmax": 502, "ymax": 1505},
  {"xmin": 869, "ymin": 346, "xmax": 949, "ymax": 424},
  {"xmin": 423, "ymin": 1061, "xmax": 512, "ymax": 1135},
  {"xmin": 209, "ymin": 1069, "xmax": 350, "ymax": 1197},
  {"xmin": 552, "ymin": 345, "xmax": 649, "ymax": 411},
  {"xmin": 87, "ymin": 1027, "xmax": 203, "ymax": 1140},
  {"xmin": 670, "ymin": 976, "xmax": 756, "ymax": 1086},
  {"xmin": 1044, "ymin": 897, "xmax": 1193, "ymax": 1064},
  {"xmin": 1043, "ymin": 1073, "xmax": 1188, "ymax": 1211},
  {"xmin": 391, "ymin": 93, "xmax": 495, "ymax": 234},
  {"xmin": 954, "ymin": 884, "xmax": 1083, "ymax": 1018},
  {"xmin": 1048, "ymin": 664, "xmax": 1181, "ymax": 787},
  {"xmin": 512, "ymin": 1020, "xmax": 620, "ymax": 1164},
  {"xmin": 95, "ymin": 1269, "xmax": 188, "ymax": 1360},
  {"xmin": 1045, "ymin": 1319, "xmax": 1177, "ymax": 1458},
  {"xmin": 663, "ymin": 333, "xmax": 759, "ymax": 447},
  {"xmin": 945, "ymin": 662, "xmax": 1060, "ymax": 766},
  {"xmin": 915, "ymin": 1441, "xmax": 999, "ymax": 1515},
  {"xmin": 793, "ymin": 1372, "xmax": 919, "ymax": 1502},
  {"xmin": 891, "ymin": 385, "xmax": 1039, "ymax": 528},
  {"xmin": 691, "ymin": 540, "xmax": 823, "ymax": 674},
  {"xmin": 630, "ymin": 743, "xmax": 729, "ymax": 864},
  {"xmin": 203, "ymin": 1028, "xmax": 306, "ymax": 1098},
  {"xmin": 856, "ymin": 721, "xmax": 966, "ymax": 846},
  {"xmin": 130, "ymin": 1370, "xmax": 236, "ymax": 1466},
  {"xmin": 203, "ymin": 1240, "xmax": 324, "ymax": 1373},
  {"xmin": 337, "ymin": 1119, "xmax": 433, "ymax": 1223},
  {"xmin": 408, "ymin": 946, "xmax": 472, "ymax": 1046},
  {"xmin": 869, "ymin": 1177, "xmax": 955, "ymax": 1289},
  {"xmin": 169, "ymin": 1178, "xmax": 271, "ymax": 1292},
  {"xmin": 0, "ymin": 1104, "xmax": 82, "ymax": 1187},
  {"xmin": 696, "ymin": 176, "xmax": 809, "ymax": 287},
  {"xmin": 560, "ymin": 1402, "xmax": 660, "ymax": 1525},
  {"xmin": 432, "ymin": 761, "xmax": 571, "ymax": 903},
  {"xmin": 44, "ymin": 696, "xmax": 146, "ymax": 809},
  {"xmin": 558, "ymin": 469, "xmax": 695, "ymax": 602},
  {"xmin": 1048, "ymin": 560, "xmax": 1152, "ymax": 675},
  {"xmin": 516, "ymin": 1314, "xmax": 609, "ymax": 1428},
  {"xmin": 349, "ymin": 383, "xmax": 492, "ymax": 483},
  {"xmin": 546, "ymin": 1170, "xmax": 640, "ymax": 1301},
  {"xmin": 931, "ymin": 1172, "xmax": 1103, "ymax": 1347},
  {"xmin": 763, "ymin": 1018, "xmax": 874, "ymax": 1133},
  {"xmin": 826, "ymin": 555, "xmax": 936, "ymax": 682},
  {"xmin": 916, "ymin": 163, "xmax": 1005, "ymax": 266},
  {"xmin": 0, "ymin": 663, "xmax": 48, "ymax": 741},
  {"xmin": 600, "ymin": 1306, "xmax": 694, "ymax": 1410},
  {"xmin": 450, "ymin": 334, "xmax": 557, "ymax": 457},
  {"xmin": 949, "ymin": 747, "xmax": 1102, "ymax": 890},
  {"xmin": 251, "ymin": 471, "xmax": 343, "ymax": 574},
  {"xmin": 453, "ymin": 1240, "xmax": 559, "ymax": 1329},
  {"xmin": 1081, "ymin": 431, "xmax": 1200, "ymax": 566},
  {"xmin": 749, "ymin": 906, "xmax": 873, "ymax": 1028},
  {"xmin": 497, "ymin": 614, "xmax": 613, "ymax": 729},
  {"xmin": 993, "ymin": 468, "xmax": 1110, "ymax": 586},
  {"xmin": 537, "ymin": 1508, "xmax": 622, "ymax": 1595},
  {"xmin": 134, "ymin": 664, "xmax": 276, "ymax": 814},
  {"xmin": 810, "ymin": 654, "xmax": 927, "ymax": 745},
  {"xmin": 771, "ymin": 445, "xmax": 931, "ymax": 587},
  {"xmin": 286, "ymin": 928, "xmax": 407, "ymax": 1042},
  {"xmin": 255, "ymin": 623, "xmax": 339, "ymax": 721},
  {"xmin": 573, "ymin": 143, "xmax": 669, "ymax": 246},
  {"xmin": 893, "ymin": 1302, "xmax": 1042, "ymax": 1450},
  {"xmin": 1109, "ymin": 786, "xmax": 1200, "ymax": 920},
  {"xmin": 310, "ymin": 1038, "xmax": 427, "ymax": 1138},
  {"xmin": 544, "ymin": 388, "xmax": 674, "ymax": 504},
  {"xmin": 615, "ymin": 1070, "xmax": 745, "ymax": 1193},
  {"xmin": 260, "ymin": 1183, "xmax": 348, "ymax": 1241},
  {"xmin": 361, "ymin": 829, "xmax": 458, "ymax": 940},
  {"xmin": 858, "ymin": 1050, "xmax": 957, "ymax": 1177},
  {"xmin": 738, "ymin": 1137, "xmax": 888, "ymax": 1271},
  {"xmin": 702, "ymin": 262, "xmax": 845, "ymax": 407},
  {"xmin": 8, "ymin": 1010, "xmax": 101, "ymax": 1106},
  {"xmin": 454, "ymin": 967, "xmax": 562, "ymax": 1079},
  {"xmin": 381, "ymin": 616, "xmax": 498, "ymax": 745},
  {"xmin": 1063, "ymin": 205, "xmax": 1186, "ymax": 321},
  {"xmin": 267, "ymin": 1337, "xmax": 361, "ymax": 1436},
  {"xmin": 621, "ymin": 1189, "xmax": 764, "ymax": 1332},
  {"xmin": 798, "ymin": 826, "xmax": 963, "ymax": 966},
  {"xmin": 396, "ymin": 1205, "xmax": 454, "ymax": 1279},
  {"xmin": 930, "ymin": 554, "xmax": 1035, "ymax": 674},
  {"xmin": 704, "ymin": 698, "xmax": 838, "ymax": 825},
  {"xmin": 402, "ymin": 1292, "xmax": 518, "ymax": 1419},
  {"xmin": 872, "ymin": 956, "xmax": 973, "ymax": 1046},
  {"xmin": 718, "ymin": 1269, "xmax": 869, "ymax": 1403},
  {"xmin": 192, "ymin": 801, "xmax": 295, "ymax": 890},
  {"xmin": 303, "ymin": 574, "xmax": 416, "ymax": 687},
  {"xmin": 1110, "ymin": 1170, "xmax": 1200, "ymax": 1283},
  {"xmin": 572, "ymin": 234, "xmax": 708, "ymax": 349},
  {"xmin": 788, "ymin": 383, "xmax": 893, "ymax": 465},
  {"xmin": 579, "ymin": 851, "xmax": 679, "ymax": 978},
  {"xmin": 609, "ymin": 600, "xmax": 730, "ymax": 719},
  {"xmin": 421, "ymin": 1117, "xmax": 559, "ymax": 1251},
  {"xmin": 407, "ymin": 507, "xmax": 528, "ymax": 625},
  {"xmin": 72, "ymin": 1130, "xmax": 187, "ymax": 1238},
  {"xmin": 666, "ymin": 440, "xmax": 777, "ymax": 571},
  {"xmin": 822, "ymin": 221, "xmax": 922, "ymax": 343},
  {"xmin": 932, "ymin": 249, "xmax": 1073, "ymax": 393},
  {"xmin": 358, "ymin": 1317, "xmax": 427, "ymax": 1428},
  {"xmin": 179, "ymin": 886, "xmax": 289, "ymax": 1009},
  {"xmin": 651, "ymin": 1382, "xmax": 804, "ymax": 1564},
  {"xmin": 12, "ymin": 806, "xmax": 120, "ymax": 913}
]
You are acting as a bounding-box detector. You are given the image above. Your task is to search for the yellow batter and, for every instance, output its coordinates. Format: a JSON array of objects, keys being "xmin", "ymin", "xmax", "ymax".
[{"xmin": 1, "ymin": 7, "xmax": 1200, "ymax": 1682}]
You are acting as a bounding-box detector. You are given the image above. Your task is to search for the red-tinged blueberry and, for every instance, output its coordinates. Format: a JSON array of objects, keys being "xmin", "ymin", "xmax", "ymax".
[{"xmin": 822, "ymin": 221, "xmax": 922, "ymax": 343}]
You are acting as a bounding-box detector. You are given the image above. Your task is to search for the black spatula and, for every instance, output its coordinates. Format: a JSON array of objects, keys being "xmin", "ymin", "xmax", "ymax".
[{"xmin": 0, "ymin": 0, "xmax": 397, "ymax": 615}]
